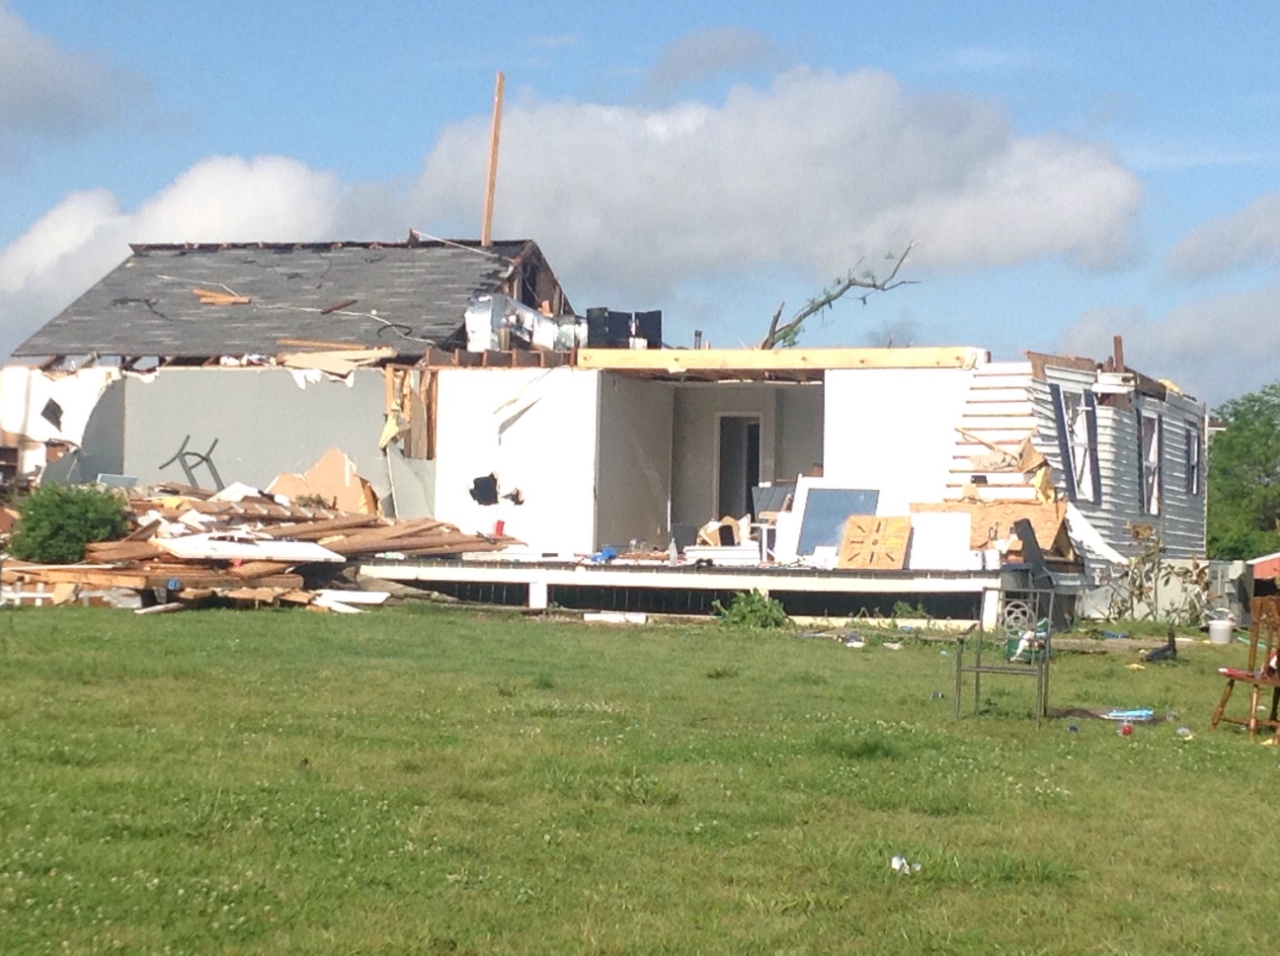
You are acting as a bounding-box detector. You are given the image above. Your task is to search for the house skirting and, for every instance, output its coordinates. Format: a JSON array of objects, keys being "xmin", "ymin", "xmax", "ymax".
[{"xmin": 359, "ymin": 559, "xmax": 1017, "ymax": 625}]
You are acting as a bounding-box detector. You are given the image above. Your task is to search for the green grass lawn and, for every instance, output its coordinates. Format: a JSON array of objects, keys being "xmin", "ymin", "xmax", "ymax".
[{"xmin": 0, "ymin": 605, "xmax": 1274, "ymax": 955}]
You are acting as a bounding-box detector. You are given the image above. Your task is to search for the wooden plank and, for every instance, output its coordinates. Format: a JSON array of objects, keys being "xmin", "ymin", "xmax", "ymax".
[
  {"xmin": 123, "ymin": 519, "xmax": 162, "ymax": 542},
  {"xmin": 326, "ymin": 531, "xmax": 504, "ymax": 556},
  {"xmin": 229, "ymin": 561, "xmax": 296, "ymax": 579},
  {"xmin": 16, "ymin": 567, "xmax": 304, "ymax": 590},
  {"xmin": 84, "ymin": 541, "xmax": 166, "ymax": 562},
  {"xmin": 575, "ymin": 346, "xmax": 982, "ymax": 373},
  {"xmin": 260, "ymin": 514, "xmax": 384, "ymax": 540},
  {"xmin": 426, "ymin": 370, "xmax": 438, "ymax": 460}
]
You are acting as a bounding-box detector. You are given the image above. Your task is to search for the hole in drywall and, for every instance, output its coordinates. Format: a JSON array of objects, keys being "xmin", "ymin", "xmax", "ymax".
[
  {"xmin": 40, "ymin": 399, "xmax": 63, "ymax": 431},
  {"xmin": 469, "ymin": 473, "xmax": 499, "ymax": 506}
]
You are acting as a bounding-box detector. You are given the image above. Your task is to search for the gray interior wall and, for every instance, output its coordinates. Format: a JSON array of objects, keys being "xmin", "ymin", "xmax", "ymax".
[
  {"xmin": 121, "ymin": 367, "xmax": 393, "ymax": 497},
  {"xmin": 78, "ymin": 377, "xmax": 125, "ymax": 479},
  {"xmin": 776, "ymin": 384, "xmax": 824, "ymax": 482},
  {"xmin": 595, "ymin": 374, "xmax": 674, "ymax": 549},
  {"xmin": 671, "ymin": 384, "xmax": 782, "ymax": 527}
]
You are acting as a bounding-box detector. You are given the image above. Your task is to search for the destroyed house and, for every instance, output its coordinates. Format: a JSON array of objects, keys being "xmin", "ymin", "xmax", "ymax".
[{"xmin": 1, "ymin": 239, "xmax": 1207, "ymax": 622}]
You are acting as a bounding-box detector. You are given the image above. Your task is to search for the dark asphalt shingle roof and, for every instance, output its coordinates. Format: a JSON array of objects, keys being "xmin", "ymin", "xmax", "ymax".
[{"xmin": 13, "ymin": 239, "xmax": 543, "ymax": 357}]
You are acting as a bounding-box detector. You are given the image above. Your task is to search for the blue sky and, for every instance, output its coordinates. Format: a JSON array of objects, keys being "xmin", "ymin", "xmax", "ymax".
[{"xmin": 2, "ymin": 1, "xmax": 1279, "ymax": 404}]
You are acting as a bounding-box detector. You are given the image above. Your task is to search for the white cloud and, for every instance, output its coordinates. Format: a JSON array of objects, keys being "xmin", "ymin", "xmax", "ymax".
[
  {"xmin": 0, "ymin": 156, "xmax": 358, "ymax": 357},
  {"xmin": 0, "ymin": 66, "xmax": 1147, "ymax": 360},
  {"xmin": 1166, "ymin": 191, "xmax": 1280, "ymax": 279},
  {"xmin": 414, "ymin": 67, "xmax": 1142, "ymax": 294},
  {"xmin": 643, "ymin": 26, "xmax": 782, "ymax": 97},
  {"xmin": 1057, "ymin": 285, "xmax": 1280, "ymax": 406},
  {"xmin": 0, "ymin": 3, "xmax": 148, "ymax": 151}
]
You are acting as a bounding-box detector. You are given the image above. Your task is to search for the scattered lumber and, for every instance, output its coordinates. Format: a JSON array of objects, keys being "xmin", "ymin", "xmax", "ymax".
[{"xmin": 4, "ymin": 480, "xmax": 521, "ymax": 613}]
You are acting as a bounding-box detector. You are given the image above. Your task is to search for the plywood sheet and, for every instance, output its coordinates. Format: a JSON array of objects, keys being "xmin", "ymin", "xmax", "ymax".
[
  {"xmin": 910, "ymin": 498, "xmax": 1068, "ymax": 554},
  {"xmin": 837, "ymin": 516, "xmax": 912, "ymax": 570}
]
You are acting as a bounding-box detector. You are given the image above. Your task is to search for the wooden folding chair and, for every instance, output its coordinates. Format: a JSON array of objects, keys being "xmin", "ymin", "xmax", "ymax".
[{"xmin": 1211, "ymin": 596, "xmax": 1280, "ymax": 741}]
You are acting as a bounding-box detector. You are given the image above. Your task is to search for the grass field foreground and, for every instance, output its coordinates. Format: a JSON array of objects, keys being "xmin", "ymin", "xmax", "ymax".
[{"xmin": 0, "ymin": 605, "xmax": 1274, "ymax": 954}]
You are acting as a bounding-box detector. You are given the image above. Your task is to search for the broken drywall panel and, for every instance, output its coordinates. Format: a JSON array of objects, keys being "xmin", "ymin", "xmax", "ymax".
[
  {"xmin": 385, "ymin": 444, "xmax": 435, "ymax": 520},
  {"xmin": 823, "ymin": 367, "xmax": 976, "ymax": 515},
  {"xmin": 119, "ymin": 367, "xmax": 391, "ymax": 496},
  {"xmin": 906, "ymin": 512, "xmax": 980, "ymax": 571},
  {"xmin": 433, "ymin": 367, "xmax": 598, "ymax": 554},
  {"xmin": 0, "ymin": 364, "xmax": 120, "ymax": 447},
  {"xmin": 268, "ymin": 447, "xmax": 379, "ymax": 514}
]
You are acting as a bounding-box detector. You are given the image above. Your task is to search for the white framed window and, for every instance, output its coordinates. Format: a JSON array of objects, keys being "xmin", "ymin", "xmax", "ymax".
[
  {"xmin": 1140, "ymin": 411, "xmax": 1163, "ymax": 515},
  {"xmin": 1050, "ymin": 385, "xmax": 1101, "ymax": 505},
  {"xmin": 1185, "ymin": 423, "xmax": 1202, "ymax": 495}
]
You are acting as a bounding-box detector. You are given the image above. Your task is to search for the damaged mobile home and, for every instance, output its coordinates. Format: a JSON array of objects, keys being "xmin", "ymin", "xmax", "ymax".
[{"xmin": 1, "ymin": 237, "xmax": 1208, "ymax": 623}]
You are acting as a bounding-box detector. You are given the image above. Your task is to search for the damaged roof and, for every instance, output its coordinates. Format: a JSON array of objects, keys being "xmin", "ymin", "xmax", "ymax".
[{"xmin": 13, "ymin": 238, "xmax": 568, "ymax": 359}]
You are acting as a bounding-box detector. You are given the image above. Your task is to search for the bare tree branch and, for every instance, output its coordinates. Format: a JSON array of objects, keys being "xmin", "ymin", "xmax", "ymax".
[{"xmin": 758, "ymin": 241, "xmax": 918, "ymax": 349}]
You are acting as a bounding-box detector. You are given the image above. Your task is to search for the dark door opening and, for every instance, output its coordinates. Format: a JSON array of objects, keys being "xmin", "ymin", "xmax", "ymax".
[{"xmin": 718, "ymin": 416, "xmax": 760, "ymax": 519}]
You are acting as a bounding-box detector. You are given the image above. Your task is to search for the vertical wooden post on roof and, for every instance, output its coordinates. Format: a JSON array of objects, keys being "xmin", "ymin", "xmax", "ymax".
[
  {"xmin": 1113, "ymin": 335, "xmax": 1125, "ymax": 373},
  {"xmin": 480, "ymin": 71, "xmax": 505, "ymax": 248}
]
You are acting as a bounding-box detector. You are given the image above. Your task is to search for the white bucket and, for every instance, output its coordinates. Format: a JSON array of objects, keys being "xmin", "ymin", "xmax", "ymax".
[{"xmin": 1208, "ymin": 619, "xmax": 1234, "ymax": 644}]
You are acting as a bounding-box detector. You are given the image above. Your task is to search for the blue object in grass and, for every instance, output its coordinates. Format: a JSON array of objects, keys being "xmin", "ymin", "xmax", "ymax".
[{"xmin": 1102, "ymin": 708, "xmax": 1154, "ymax": 721}]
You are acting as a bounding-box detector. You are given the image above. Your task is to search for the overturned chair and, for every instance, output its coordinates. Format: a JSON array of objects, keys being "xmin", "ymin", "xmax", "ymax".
[{"xmin": 1211, "ymin": 596, "xmax": 1280, "ymax": 742}]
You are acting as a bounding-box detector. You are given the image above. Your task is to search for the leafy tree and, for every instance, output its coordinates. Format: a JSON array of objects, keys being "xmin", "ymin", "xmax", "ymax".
[
  {"xmin": 8, "ymin": 483, "xmax": 129, "ymax": 564},
  {"xmin": 1208, "ymin": 383, "xmax": 1280, "ymax": 559}
]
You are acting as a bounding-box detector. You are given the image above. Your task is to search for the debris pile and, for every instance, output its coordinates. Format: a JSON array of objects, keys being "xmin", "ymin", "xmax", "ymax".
[{"xmin": 2, "ymin": 481, "xmax": 517, "ymax": 611}]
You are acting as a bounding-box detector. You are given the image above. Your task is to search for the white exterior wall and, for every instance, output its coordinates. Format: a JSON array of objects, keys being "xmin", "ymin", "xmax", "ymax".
[
  {"xmin": 433, "ymin": 367, "xmax": 599, "ymax": 554},
  {"xmin": 822, "ymin": 367, "xmax": 977, "ymax": 514}
]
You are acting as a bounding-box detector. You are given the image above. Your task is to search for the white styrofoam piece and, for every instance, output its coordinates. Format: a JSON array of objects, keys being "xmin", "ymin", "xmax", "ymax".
[
  {"xmin": 211, "ymin": 482, "xmax": 265, "ymax": 502},
  {"xmin": 773, "ymin": 509, "xmax": 803, "ymax": 564},
  {"xmin": 157, "ymin": 534, "xmax": 345, "ymax": 563},
  {"xmin": 314, "ymin": 589, "xmax": 389, "ymax": 605},
  {"xmin": 314, "ymin": 597, "xmax": 363, "ymax": 614},
  {"xmin": 907, "ymin": 512, "xmax": 981, "ymax": 571},
  {"xmin": 583, "ymin": 611, "xmax": 647, "ymax": 624}
]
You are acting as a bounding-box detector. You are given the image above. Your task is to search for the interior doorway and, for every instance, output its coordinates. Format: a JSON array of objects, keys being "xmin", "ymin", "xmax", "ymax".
[{"xmin": 718, "ymin": 415, "xmax": 760, "ymax": 519}]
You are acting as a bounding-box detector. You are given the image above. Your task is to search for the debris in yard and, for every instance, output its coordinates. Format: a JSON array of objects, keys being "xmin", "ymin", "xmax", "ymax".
[
  {"xmin": 3, "ymin": 480, "xmax": 518, "ymax": 612},
  {"xmin": 890, "ymin": 855, "xmax": 920, "ymax": 875},
  {"xmin": 1117, "ymin": 722, "xmax": 1134, "ymax": 737},
  {"xmin": 583, "ymin": 611, "xmax": 647, "ymax": 625},
  {"xmin": 1176, "ymin": 727, "xmax": 1194, "ymax": 740},
  {"xmin": 883, "ymin": 642, "xmax": 902, "ymax": 650}
]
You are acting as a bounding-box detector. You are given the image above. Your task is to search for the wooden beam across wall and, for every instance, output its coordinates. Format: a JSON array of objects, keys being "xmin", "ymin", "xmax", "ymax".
[{"xmin": 574, "ymin": 346, "xmax": 985, "ymax": 373}]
